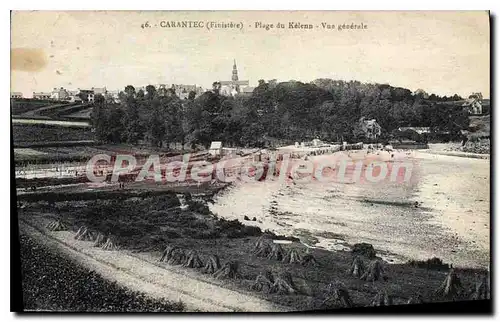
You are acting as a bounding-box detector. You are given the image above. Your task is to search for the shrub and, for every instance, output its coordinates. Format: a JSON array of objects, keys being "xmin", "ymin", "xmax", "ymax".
[
  {"xmin": 183, "ymin": 250, "xmax": 204, "ymax": 268},
  {"xmin": 267, "ymin": 243, "xmax": 285, "ymax": 261},
  {"xmin": 321, "ymin": 283, "xmax": 353, "ymax": 309},
  {"xmin": 213, "ymin": 261, "xmax": 241, "ymax": 280},
  {"xmin": 218, "ymin": 218, "xmax": 243, "ymax": 230},
  {"xmin": 46, "ymin": 220, "xmax": 68, "ymax": 231},
  {"xmin": 360, "ymin": 260, "xmax": 387, "ymax": 282},
  {"xmin": 407, "ymin": 257, "xmax": 450, "ymax": 270},
  {"xmin": 189, "ymin": 200, "xmax": 211, "ymax": 216},
  {"xmin": 301, "ymin": 253, "xmax": 319, "ymax": 267},
  {"xmin": 352, "ymin": 243, "xmax": 376, "ymax": 259},
  {"xmin": 241, "ymin": 225, "xmax": 262, "ymax": 236},
  {"xmin": 198, "ymin": 229, "xmax": 221, "ymax": 239},
  {"xmin": 251, "ymin": 271, "xmax": 274, "ymax": 293},
  {"xmin": 163, "ymin": 229, "xmax": 182, "ymax": 239},
  {"xmin": 270, "ymin": 272, "xmax": 296, "ymax": 295},
  {"xmin": 282, "ymin": 249, "xmax": 302, "ymax": 264},
  {"xmin": 371, "ymin": 290, "xmax": 393, "ymax": 306},
  {"xmin": 470, "ymin": 274, "xmax": 490, "ymax": 300},
  {"xmin": 188, "ymin": 219, "xmax": 210, "ymax": 230},
  {"xmin": 348, "ymin": 256, "xmax": 365, "ymax": 277},
  {"xmin": 434, "ymin": 269, "xmax": 464, "ymax": 299}
]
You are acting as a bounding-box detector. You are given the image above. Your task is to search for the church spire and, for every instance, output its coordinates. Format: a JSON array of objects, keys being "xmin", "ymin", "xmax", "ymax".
[{"xmin": 232, "ymin": 59, "xmax": 239, "ymax": 82}]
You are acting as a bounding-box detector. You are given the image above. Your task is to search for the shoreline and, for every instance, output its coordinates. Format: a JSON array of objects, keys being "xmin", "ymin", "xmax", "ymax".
[
  {"xmin": 210, "ymin": 150, "xmax": 490, "ymax": 269},
  {"xmin": 419, "ymin": 150, "xmax": 490, "ymax": 160}
]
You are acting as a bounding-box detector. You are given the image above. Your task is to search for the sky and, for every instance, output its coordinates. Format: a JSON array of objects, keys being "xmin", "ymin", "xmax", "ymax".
[{"xmin": 11, "ymin": 11, "xmax": 490, "ymax": 98}]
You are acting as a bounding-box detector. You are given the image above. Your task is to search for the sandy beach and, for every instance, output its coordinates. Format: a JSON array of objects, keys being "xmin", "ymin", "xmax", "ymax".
[{"xmin": 210, "ymin": 150, "xmax": 490, "ymax": 268}]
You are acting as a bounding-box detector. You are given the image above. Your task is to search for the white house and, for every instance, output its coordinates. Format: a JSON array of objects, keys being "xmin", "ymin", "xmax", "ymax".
[
  {"xmin": 209, "ymin": 141, "xmax": 223, "ymax": 157},
  {"xmin": 68, "ymin": 95, "xmax": 83, "ymax": 103},
  {"xmin": 50, "ymin": 87, "xmax": 70, "ymax": 101},
  {"xmin": 312, "ymin": 138, "xmax": 323, "ymax": 147},
  {"xmin": 10, "ymin": 92, "xmax": 23, "ymax": 99},
  {"xmin": 359, "ymin": 117, "xmax": 382, "ymax": 140},
  {"xmin": 33, "ymin": 92, "xmax": 51, "ymax": 100}
]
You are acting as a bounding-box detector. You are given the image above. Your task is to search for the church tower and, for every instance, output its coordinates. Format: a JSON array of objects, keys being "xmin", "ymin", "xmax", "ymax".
[
  {"xmin": 218, "ymin": 59, "xmax": 249, "ymax": 96},
  {"xmin": 232, "ymin": 59, "xmax": 239, "ymax": 82}
]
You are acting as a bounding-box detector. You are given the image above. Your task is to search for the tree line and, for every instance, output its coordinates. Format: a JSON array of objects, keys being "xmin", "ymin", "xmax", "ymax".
[{"xmin": 90, "ymin": 79, "xmax": 470, "ymax": 149}]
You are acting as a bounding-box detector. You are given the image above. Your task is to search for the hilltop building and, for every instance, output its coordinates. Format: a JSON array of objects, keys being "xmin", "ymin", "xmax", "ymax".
[
  {"xmin": 209, "ymin": 141, "xmax": 223, "ymax": 157},
  {"xmin": 462, "ymin": 92, "xmax": 484, "ymax": 115},
  {"xmin": 219, "ymin": 60, "xmax": 254, "ymax": 96},
  {"xmin": 10, "ymin": 92, "xmax": 23, "ymax": 99},
  {"xmin": 359, "ymin": 117, "xmax": 382, "ymax": 140},
  {"xmin": 414, "ymin": 89, "xmax": 429, "ymax": 99},
  {"xmin": 50, "ymin": 87, "xmax": 70, "ymax": 101},
  {"xmin": 33, "ymin": 92, "xmax": 51, "ymax": 100},
  {"xmin": 133, "ymin": 84, "xmax": 205, "ymax": 99},
  {"xmin": 76, "ymin": 89, "xmax": 95, "ymax": 103},
  {"xmin": 169, "ymin": 84, "xmax": 204, "ymax": 99},
  {"xmin": 92, "ymin": 87, "xmax": 107, "ymax": 96},
  {"xmin": 67, "ymin": 90, "xmax": 82, "ymax": 103}
]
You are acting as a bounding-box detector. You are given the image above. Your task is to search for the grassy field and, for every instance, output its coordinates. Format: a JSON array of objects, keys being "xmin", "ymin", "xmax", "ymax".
[
  {"xmin": 11, "ymin": 99, "xmax": 53, "ymax": 115},
  {"xmin": 13, "ymin": 124, "xmax": 94, "ymax": 145},
  {"xmin": 17, "ymin": 190, "xmax": 489, "ymax": 311}
]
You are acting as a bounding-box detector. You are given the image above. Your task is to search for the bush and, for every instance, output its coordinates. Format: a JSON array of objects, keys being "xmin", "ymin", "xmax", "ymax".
[
  {"xmin": 218, "ymin": 218, "xmax": 243, "ymax": 230},
  {"xmin": 189, "ymin": 200, "xmax": 211, "ymax": 216},
  {"xmin": 162, "ymin": 228, "xmax": 182, "ymax": 239},
  {"xmin": 182, "ymin": 227, "xmax": 220, "ymax": 239},
  {"xmin": 218, "ymin": 219, "xmax": 262, "ymax": 239},
  {"xmin": 241, "ymin": 225, "xmax": 262, "ymax": 236},
  {"xmin": 148, "ymin": 194, "xmax": 180, "ymax": 210},
  {"xmin": 352, "ymin": 243, "xmax": 376, "ymax": 259},
  {"xmin": 198, "ymin": 229, "xmax": 221, "ymax": 239},
  {"xmin": 188, "ymin": 219, "xmax": 210, "ymax": 230},
  {"xmin": 407, "ymin": 257, "xmax": 450, "ymax": 270},
  {"xmin": 225, "ymin": 229, "xmax": 244, "ymax": 239}
]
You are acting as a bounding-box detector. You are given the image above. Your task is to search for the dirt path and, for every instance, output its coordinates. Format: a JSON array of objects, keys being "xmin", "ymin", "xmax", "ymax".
[{"xmin": 19, "ymin": 219, "xmax": 290, "ymax": 312}]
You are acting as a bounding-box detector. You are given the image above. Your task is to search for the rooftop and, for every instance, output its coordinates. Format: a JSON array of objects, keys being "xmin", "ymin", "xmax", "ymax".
[{"xmin": 210, "ymin": 141, "xmax": 222, "ymax": 149}]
